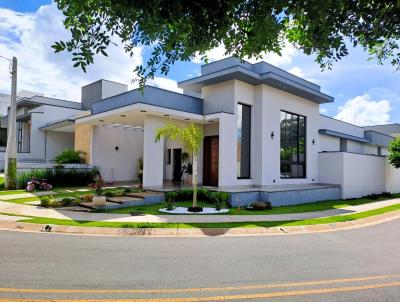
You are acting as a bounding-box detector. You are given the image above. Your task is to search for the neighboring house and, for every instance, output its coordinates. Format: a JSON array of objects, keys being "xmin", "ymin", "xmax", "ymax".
[
  {"xmin": 363, "ymin": 123, "xmax": 400, "ymax": 137},
  {"xmin": 73, "ymin": 57, "xmax": 400, "ymax": 205},
  {"xmin": 0, "ymin": 80, "xmax": 128, "ymax": 170}
]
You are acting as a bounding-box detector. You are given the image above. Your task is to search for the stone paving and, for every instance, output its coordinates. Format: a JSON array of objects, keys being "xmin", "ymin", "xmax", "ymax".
[
  {"xmin": 0, "ymin": 198, "xmax": 398, "ymax": 224},
  {"xmin": 0, "ymin": 191, "xmax": 57, "ymax": 201}
]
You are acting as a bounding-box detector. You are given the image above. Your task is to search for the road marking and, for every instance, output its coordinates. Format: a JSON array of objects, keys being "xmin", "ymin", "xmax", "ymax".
[
  {"xmin": 0, "ymin": 281, "xmax": 399, "ymax": 301},
  {"xmin": 0, "ymin": 274, "xmax": 397, "ymax": 294}
]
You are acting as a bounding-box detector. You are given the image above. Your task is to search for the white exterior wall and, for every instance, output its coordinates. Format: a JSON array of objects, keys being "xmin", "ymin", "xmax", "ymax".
[
  {"xmin": 319, "ymin": 152, "xmax": 386, "ymax": 199},
  {"xmin": 201, "ymin": 80, "xmax": 319, "ymax": 187},
  {"xmin": 385, "ymin": 158, "xmax": 400, "ymax": 193},
  {"xmin": 319, "ymin": 115, "xmax": 365, "ymax": 137},
  {"xmin": 347, "ymin": 140, "xmax": 364, "ymax": 154},
  {"xmin": 319, "ymin": 135, "xmax": 340, "ymax": 152},
  {"xmin": 18, "ymin": 105, "xmax": 83, "ymax": 162},
  {"xmin": 91, "ymin": 125, "xmax": 143, "ymax": 182}
]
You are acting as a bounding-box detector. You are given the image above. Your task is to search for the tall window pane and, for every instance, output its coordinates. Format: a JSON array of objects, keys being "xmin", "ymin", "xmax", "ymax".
[
  {"xmin": 237, "ymin": 103, "xmax": 251, "ymax": 178},
  {"xmin": 280, "ymin": 111, "xmax": 306, "ymax": 178}
]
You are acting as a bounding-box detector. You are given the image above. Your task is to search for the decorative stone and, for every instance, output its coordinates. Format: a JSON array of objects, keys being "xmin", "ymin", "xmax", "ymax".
[{"xmin": 159, "ymin": 207, "xmax": 229, "ymax": 214}]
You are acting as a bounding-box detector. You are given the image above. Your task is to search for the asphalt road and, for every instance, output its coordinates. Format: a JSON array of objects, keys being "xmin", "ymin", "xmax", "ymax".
[{"xmin": 0, "ymin": 220, "xmax": 399, "ymax": 301}]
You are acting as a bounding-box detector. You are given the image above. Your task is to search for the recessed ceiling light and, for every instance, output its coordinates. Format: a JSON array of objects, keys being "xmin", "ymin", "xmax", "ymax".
[
  {"xmin": 120, "ymin": 114, "xmax": 126, "ymax": 117},
  {"xmin": 185, "ymin": 118, "xmax": 190, "ymax": 121},
  {"xmin": 99, "ymin": 119, "xmax": 104, "ymax": 122},
  {"xmin": 164, "ymin": 114, "xmax": 170, "ymax": 117},
  {"xmin": 140, "ymin": 110, "xmax": 147, "ymax": 113},
  {"xmin": 208, "ymin": 120, "xmax": 214, "ymax": 123}
]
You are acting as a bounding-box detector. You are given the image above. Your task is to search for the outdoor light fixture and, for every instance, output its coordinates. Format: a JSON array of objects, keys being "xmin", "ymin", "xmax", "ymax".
[
  {"xmin": 99, "ymin": 119, "xmax": 104, "ymax": 122},
  {"xmin": 312, "ymin": 138, "xmax": 316, "ymax": 145},
  {"xmin": 208, "ymin": 120, "xmax": 215, "ymax": 123},
  {"xmin": 271, "ymin": 131, "xmax": 275, "ymax": 139},
  {"xmin": 140, "ymin": 110, "xmax": 147, "ymax": 113},
  {"xmin": 164, "ymin": 114, "xmax": 170, "ymax": 117},
  {"xmin": 185, "ymin": 118, "xmax": 190, "ymax": 121},
  {"xmin": 120, "ymin": 114, "xmax": 126, "ymax": 118}
]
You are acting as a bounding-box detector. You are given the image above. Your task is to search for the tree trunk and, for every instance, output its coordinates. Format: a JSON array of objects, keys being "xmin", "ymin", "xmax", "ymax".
[
  {"xmin": 192, "ymin": 152, "xmax": 198, "ymax": 208},
  {"xmin": 5, "ymin": 57, "xmax": 17, "ymax": 190}
]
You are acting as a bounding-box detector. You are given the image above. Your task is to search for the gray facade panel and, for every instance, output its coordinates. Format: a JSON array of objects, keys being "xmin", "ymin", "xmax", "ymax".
[{"xmin": 91, "ymin": 86, "xmax": 204, "ymax": 115}]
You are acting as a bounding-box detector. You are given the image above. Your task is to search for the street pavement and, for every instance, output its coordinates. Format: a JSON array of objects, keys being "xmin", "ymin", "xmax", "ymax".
[{"xmin": 0, "ymin": 219, "xmax": 399, "ymax": 301}]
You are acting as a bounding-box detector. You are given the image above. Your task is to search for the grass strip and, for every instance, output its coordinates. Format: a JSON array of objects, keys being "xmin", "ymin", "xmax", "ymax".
[{"xmin": 18, "ymin": 204, "xmax": 400, "ymax": 229}]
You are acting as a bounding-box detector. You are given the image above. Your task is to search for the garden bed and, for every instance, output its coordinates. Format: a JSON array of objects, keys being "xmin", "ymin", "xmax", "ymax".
[{"xmin": 159, "ymin": 207, "xmax": 229, "ymax": 214}]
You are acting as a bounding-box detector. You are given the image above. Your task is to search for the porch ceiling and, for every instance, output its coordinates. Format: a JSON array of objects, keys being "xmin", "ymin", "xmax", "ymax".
[{"xmin": 75, "ymin": 103, "xmax": 221, "ymax": 127}]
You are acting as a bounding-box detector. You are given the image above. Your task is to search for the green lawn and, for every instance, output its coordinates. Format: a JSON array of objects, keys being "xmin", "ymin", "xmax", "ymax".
[
  {"xmin": 19, "ymin": 203, "xmax": 400, "ymax": 229},
  {"xmin": 100, "ymin": 193, "xmax": 400, "ymax": 216}
]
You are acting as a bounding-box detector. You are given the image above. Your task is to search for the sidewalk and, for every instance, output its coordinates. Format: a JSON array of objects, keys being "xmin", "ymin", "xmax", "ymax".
[{"xmin": 0, "ymin": 198, "xmax": 398, "ymax": 224}]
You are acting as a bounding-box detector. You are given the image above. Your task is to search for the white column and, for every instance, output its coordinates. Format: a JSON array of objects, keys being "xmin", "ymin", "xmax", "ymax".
[
  {"xmin": 218, "ymin": 113, "xmax": 237, "ymax": 187},
  {"xmin": 143, "ymin": 116, "xmax": 165, "ymax": 188}
]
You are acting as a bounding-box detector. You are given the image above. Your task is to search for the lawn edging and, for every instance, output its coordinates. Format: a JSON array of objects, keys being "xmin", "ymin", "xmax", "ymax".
[{"xmin": 0, "ymin": 207, "xmax": 399, "ymax": 237}]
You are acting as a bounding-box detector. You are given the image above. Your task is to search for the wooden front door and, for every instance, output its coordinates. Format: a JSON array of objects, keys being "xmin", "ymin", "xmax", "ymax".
[{"xmin": 203, "ymin": 136, "xmax": 219, "ymax": 186}]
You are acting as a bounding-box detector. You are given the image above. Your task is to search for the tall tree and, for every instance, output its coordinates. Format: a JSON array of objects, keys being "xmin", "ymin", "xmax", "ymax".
[
  {"xmin": 53, "ymin": 1, "xmax": 400, "ymax": 85},
  {"xmin": 388, "ymin": 137, "xmax": 400, "ymax": 169},
  {"xmin": 155, "ymin": 122, "xmax": 203, "ymax": 209}
]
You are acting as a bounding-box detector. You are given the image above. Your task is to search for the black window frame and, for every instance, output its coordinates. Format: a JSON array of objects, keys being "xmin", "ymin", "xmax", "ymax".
[
  {"xmin": 237, "ymin": 103, "xmax": 251, "ymax": 179},
  {"xmin": 280, "ymin": 110, "xmax": 306, "ymax": 179}
]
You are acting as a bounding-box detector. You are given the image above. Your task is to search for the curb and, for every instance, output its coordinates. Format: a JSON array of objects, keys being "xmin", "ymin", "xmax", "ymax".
[{"xmin": 0, "ymin": 210, "xmax": 399, "ymax": 237}]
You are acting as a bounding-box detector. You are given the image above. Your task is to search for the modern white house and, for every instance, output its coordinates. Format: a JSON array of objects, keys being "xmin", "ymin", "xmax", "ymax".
[
  {"xmin": 2, "ymin": 57, "xmax": 399, "ymax": 206},
  {"xmin": 71, "ymin": 57, "xmax": 400, "ymax": 205}
]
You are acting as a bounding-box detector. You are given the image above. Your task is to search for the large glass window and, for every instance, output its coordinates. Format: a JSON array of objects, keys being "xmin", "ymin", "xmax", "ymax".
[
  {"xmin": 237, "ymin": 103, "xmax": 251, "ymax": 178},
  {"xmin": 280, "ymin": 111, "xmax": 306, "ymax": 178}
]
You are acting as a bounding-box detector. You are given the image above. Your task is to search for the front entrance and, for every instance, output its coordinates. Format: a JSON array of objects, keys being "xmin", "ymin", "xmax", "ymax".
[
  {"xmin": 203, "ymin": 135, "xmax": 219, "ymax": 186},
  {"xmin": 173, "ymin": 148, "xmax": 182, "ymax": 183}
]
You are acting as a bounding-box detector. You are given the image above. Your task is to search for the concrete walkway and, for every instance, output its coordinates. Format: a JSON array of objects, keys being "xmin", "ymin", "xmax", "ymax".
[{"xmin": 0, "ymin": 198, "xmax": 398, "ymax": 223}]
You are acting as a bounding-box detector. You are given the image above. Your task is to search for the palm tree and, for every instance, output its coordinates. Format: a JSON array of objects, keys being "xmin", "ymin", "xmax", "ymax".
[{"xmin": 155, "ymin": 122, "xmax": 204, "ymax": 208}]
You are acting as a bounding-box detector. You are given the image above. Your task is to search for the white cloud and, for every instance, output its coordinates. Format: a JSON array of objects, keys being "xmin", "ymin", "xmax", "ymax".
[
  {"xmin": 335, "ymin": 94, "xmax": 391, "ymax": 126},
  {"xmin": 288, "ymin": 67, "xmax": 304, "ymax": 78},
  {"xmin": 319, "ymin": 108, "xmax": 328, "ymax": 114},
  {"xmin": 148, "ymin": 77, "xmax": 182, "ymax": 93},
  {"xmin": 0, "ymin": 4, "xmax": 143, "ymax": 102},
  {"xmin": 192, "ymin": 41, "xmax": 297, "ymax": 67}
]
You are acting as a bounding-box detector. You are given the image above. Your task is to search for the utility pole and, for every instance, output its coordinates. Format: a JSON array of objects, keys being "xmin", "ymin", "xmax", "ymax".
[{"xmin": 5, "ymin": 56, "xmax": 17, "ymax": 189}]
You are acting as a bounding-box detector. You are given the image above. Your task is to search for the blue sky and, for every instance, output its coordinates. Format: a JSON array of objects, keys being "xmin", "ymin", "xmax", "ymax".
[{"xmin": 0, "ymin": 0, "xmax": 399, "ymax": 126}]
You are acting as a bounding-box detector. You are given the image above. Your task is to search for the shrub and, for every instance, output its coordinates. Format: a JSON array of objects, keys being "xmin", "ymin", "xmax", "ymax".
[
  {"xmin": 17, "ymin": 167, "xmax": 99, "ymax": 189},
  {"xmin": 40, "ymin": 195, "xmax": 62, "ymax": 208},
  {"xmin": 197, "ymin": 188, "xmax": 211, "ymax": 202},
  {"xmin": 61, "ymin": 197, "xmax": 75, "ymax": 207},
  {"xmin": 250, "ymin": 201, "xmax": 268, "ymax": 210},
  {"xmin": 165, "ymin": 192, "xmax": 177, "ymax": 210},
  {"xmin": 80, "ymin": 194, "xmax": 94, "ymax": 203},
  {"xmin": 123, "ymin": 188, "xmax": 132, "ymax": 194},
  {"xmin": 381, "ymin": 191, "xmax": 392, "ymax": 198},
  {"xmin": 54, "ymin": 149, "xmax": 85, "ymax": 164},
  {"xmin": 104, "ymin": 191, "xmax": 116, "ymax": 198},
  {"xmin": 210, "ymin": 191, "xmax": 230, "ymax": 210}
]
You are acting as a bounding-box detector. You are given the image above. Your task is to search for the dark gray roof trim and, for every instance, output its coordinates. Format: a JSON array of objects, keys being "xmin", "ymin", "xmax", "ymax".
[
  {"xmin": 364, "ymin": 130, "xmax": 394, "ymax": 147},
  {"xmin": 179, "ymin": 57, "xmax": 334, "ymax": 104},
  {"xmin": 319, "ymin": 129, "xmax": 370, "ymax": 143},
  {"xmin": 39, "ymin": 118, "xmax": 75, "ymax": 131},
  {"xmin": 91, "ymin": 85, "xmax": 204, "ymax": 115},
  {"xmin": 17, "ymin": 96, "xmax": 82, "ymax": 110},
  {"xmin": 319, "ymin": 129, "xmax": 394, "ymax": 147}
]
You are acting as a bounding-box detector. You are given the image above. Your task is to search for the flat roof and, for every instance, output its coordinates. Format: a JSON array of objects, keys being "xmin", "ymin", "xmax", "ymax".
[{"xmin": 179, "ymin": 57, "xmax": 334, "ymax": 104}]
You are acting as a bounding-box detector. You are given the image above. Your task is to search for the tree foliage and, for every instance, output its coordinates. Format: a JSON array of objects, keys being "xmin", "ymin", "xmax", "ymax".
[
  {"xmin": 53, "ymin": 0, "xmax": 400, "ymax": 85},
  {"xmin": 389, "ymin": 137, "xmax": 400, "ymax": 169}
]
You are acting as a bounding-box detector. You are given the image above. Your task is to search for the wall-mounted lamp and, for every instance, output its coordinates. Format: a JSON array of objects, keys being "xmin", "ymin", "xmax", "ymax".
[
  {"xmin": 271, "ymin": 131, "xmax": 275, "ymax": 139},
  {"xmin": 312, "ymin": 138, "xmax": 316, "ymax": 145},
  {"xmin": 115, "ymin": 146, "xmax": 119, "ymax": 151}
]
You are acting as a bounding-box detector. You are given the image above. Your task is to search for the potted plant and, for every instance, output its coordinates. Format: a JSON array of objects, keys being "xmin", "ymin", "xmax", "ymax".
[{"xmin": 92, "ymin": 173, "xmax": 106, "ymax": 206}]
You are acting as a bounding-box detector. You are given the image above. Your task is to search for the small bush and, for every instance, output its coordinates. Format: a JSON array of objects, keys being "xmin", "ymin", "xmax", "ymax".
[
  {"xmin": 381, "ymin": 191, "xmax": 392, "ymax": 198},
  {"xmin": 210, "ymin": 191, "xmax": 230, "ymax": 210},
  {"xmin": 54, "ymin": 149, "xmax": 85, "ymax": 164},
  {"xmin": 40, "ymin": 195, "xmax": 62, "ymax": 208},
  {"xmin": 165, "ymin": 192, "xmax": 177, "ymax": 210},
  {"xmin": 123, "ymin": 188, "xmax": 133, "ymax": 194},
  {"xmin": 80, "ymin": 194, "xmax": 94, "ymax": 203},
  {"xmin": 104, "ymin": 191, "xmax": 116, "ymax": 198},
  {"xmin": 61, "ymin": 197, "xmax": 75, "ymax": 207},
  {"xmin": 250, "ymin": 201, "xmax": 271, "ymax": 210}
]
